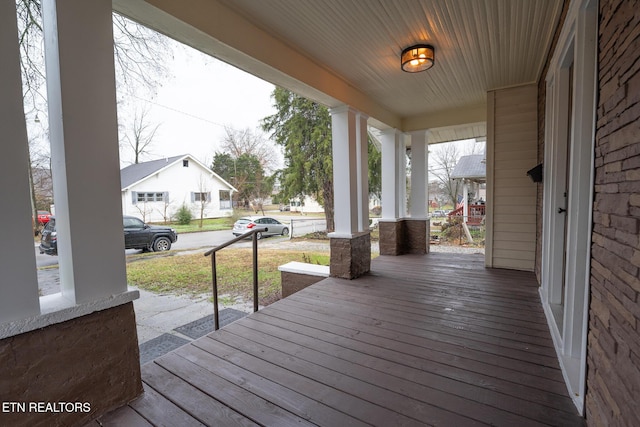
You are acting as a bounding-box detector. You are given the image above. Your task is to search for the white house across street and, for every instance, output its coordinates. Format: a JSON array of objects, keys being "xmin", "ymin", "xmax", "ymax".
[{"xmin": 120, "ymin": 154, "xmax": 236, "ymax": 223}]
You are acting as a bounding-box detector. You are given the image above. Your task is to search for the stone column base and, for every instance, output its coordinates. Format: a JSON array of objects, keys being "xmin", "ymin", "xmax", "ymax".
[
  {"xmin": 0, "ymin": 303, "xmax": 142, "ymax": 426},
  {"xmin": 379, "ymin": 218, "xmax": 429, "ymax": 255},
  {"xmin": 330, "ymin": 232, "xmax": 371, "ymax": 279}
]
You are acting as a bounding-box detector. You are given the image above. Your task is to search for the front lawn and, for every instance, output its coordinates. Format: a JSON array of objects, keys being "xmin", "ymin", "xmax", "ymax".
[
  {"xmin": 157, "ymin": 217, "xmax": 233, "ymax": 233},
  {"xmin": 126, "ymin": 248, "xmax": 330, "ymax": 306}
]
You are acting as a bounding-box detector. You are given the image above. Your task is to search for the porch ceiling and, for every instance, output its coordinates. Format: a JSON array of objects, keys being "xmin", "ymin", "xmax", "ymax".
[{"xmin": 114, "ymin": 0, "xmax": 562, "ymax": 140}]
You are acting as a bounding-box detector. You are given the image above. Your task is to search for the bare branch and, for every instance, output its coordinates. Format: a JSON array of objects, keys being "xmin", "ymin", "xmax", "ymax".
[
  {"xmin": 121, "ymin": 107, "xmax": 160, "ymax": 164},
  {"xmin": 221, "ymin": 126, "xmax": 279, "ymax": 173}
]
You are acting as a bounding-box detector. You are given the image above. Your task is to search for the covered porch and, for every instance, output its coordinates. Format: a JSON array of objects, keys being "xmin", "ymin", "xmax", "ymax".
[
  {"xmin": 93, "ymin": 253, "xmax": 584, "ymax": 427},
  {"xmin": 2, "ymin": 0, "xmax": 616, "ymax": 424}
]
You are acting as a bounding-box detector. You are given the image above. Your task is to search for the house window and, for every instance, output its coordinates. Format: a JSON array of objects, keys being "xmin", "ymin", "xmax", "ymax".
[
  {"xmin": 219, "ymin": 190, "xmax": 231, "ymax": 210},
  {"xmin": 183, "ymin": 160, "xmax": 189, "ymax": 167},
  {"xmin": 136, "ymin": 192, "xmax": 166, "ymax": 203},
  {"xmin": 192, "ymin": 192, "xmax": 210, "ymax": 202}
]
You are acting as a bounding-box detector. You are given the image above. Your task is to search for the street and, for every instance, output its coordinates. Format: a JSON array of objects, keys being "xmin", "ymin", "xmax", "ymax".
[{"xmin": 35, "ymin": 217, "xmax": 327, "ymax": 268}]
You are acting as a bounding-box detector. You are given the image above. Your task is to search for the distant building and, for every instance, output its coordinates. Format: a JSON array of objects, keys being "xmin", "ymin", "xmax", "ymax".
[{"xmin": 120, "ymin": 154, "xmax": 237, "ymax": 222}]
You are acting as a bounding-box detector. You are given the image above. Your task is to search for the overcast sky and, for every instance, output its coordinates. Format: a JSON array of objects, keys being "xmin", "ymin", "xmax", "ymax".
[{"xmin": 118, "ymin": 41, "xmax": 278, "ymax": 167}]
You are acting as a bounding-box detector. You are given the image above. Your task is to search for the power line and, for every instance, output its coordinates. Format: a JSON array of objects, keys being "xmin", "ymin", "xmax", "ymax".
[{"xmin": 128, "ymin": 93, "xmax": 228, "ymax": 129}]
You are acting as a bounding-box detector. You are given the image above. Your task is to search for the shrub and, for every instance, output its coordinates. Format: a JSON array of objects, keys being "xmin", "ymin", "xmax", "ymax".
[{"xmin": 175, "ymin": 204, "xmax": 193, "ymax": 225}]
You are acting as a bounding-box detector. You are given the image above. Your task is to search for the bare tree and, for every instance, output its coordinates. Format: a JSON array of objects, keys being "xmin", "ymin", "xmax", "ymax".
[
  {"xmin": 221, "ymin": 126, "xmax": 279, "ymax": 173},
  {"xmin": 157, "ymin": 199, "xmax": 174, "ymax": 224},
  {"xmin": 430, "ymin": 143, "xmax": 462, "ymax": 208},
  {"xmin": 16, "ymin": 1, "xmax": 173, "ymax": 227},
  {"xmin": 429, "ymin": 140, "xmax": 484, "ymax": 208},
  {"xmin": 111, "ymin": 12, "xmax": 172, "ymax": 98},
  {"xmin": 133, "ymin": 201, "xmax": 152, "ymax": 223},
  {"xmin": 121, "ymin": 108, "xmax": 160, "ymax": 164},
  {"xmin": 16, "ymin": 2, "xmax": 172, "ymax": 112},
  {"xmin": 193, "ymin": 175, "xmax": 211, "ymax": 228}
]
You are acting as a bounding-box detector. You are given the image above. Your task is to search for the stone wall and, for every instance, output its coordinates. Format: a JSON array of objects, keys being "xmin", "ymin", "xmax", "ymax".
[
  {"xmin": 281, "ymin": 271, "xmax": 326, "ymax": 297},
  {"xmin": 280, "ymin": 262, "xmax": 330, "ymax": 297},
  {"xmin": 330, "ymin": 233, "xmax": 371, "ymax": 279},
  {"xmin": 586, "ymin": 0, "xmax": 640, "ymax": 425},
  {"xmin": 379, "ymin": 219, "xmax": 428, "ymax": 256},
  {"xmin": 0, "ymin": 303, "xmax": 142, "ymax": 426}
]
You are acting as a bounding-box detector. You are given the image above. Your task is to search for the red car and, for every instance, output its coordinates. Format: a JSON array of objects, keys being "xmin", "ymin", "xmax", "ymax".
[{"xmin": 37, "ymin": 211, "xmax": 52, "ymax": 225}]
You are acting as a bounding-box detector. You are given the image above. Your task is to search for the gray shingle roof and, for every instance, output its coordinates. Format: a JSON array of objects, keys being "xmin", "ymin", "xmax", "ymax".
[
  {"xmin": 451, "ymin": 154, "xmax": 486, "ymax": 180},
  {"xmin": 120, "ymin": 155, "xmax": 184, "ymax": 189}
]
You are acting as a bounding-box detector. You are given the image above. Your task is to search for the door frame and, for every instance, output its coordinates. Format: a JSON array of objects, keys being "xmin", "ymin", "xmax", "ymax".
[{"xmin": 540, "ymin": 0, "xmax": 597, "ymax": 415}]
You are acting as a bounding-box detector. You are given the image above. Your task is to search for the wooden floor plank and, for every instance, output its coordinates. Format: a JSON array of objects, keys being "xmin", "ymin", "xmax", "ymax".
[
  {"xmin": 220, "ymin": 320, "xmax": 562, "ymax": 427},
  {"xmin": 129, "ymin": 383, "xmax": 205, "ymax": 427},
  {"xmin": 208, "ymin": 328, "xmax": 485, "ymax": 426},
  {"xmin": 247, "ymin": 310, "xmax": 577, "ymax": 414},
  {"xmin": 265, "ymin": 300, "xmax": 569, "ymax": 395},
  {"xmin": 192, "ymin": 336, "xmax": 431, "ymax": 426},
  {"xmin": 285, "ymin": 291, "xmax": 562, "ymax": 369},
  {"xmin": 290, "ymin": 286, "xmax": 558, "ymax": 360},
  {"xmin": 171, "ymin": 342, "xmax": 369, "ymax": 427},
  {"xmin": 141, "ymin": 362, "xmax": 259, "ymax": 427},
  {"xmin": 320, "ymin": 277, "xmax": 548, "ymax": 320},
  {"xmin": 95, "ymin": 405, "xmax": 153, "ymax": 427},
  {"xmin": 304, "ymin": 283, "xmax": 555, "ymax": 345},
  {"xmin": 154, "ymin": 351, "xmax": 315, "ymax": 427},
  {"xmin": 107, "ymin": 253, "xmax": 585, "ymax": 427},
  {"xmin": 305, "ymin": 279, "xmax": 550, "ymax": 329},
  {"xmin": 240, "ymin": 312, "xmax": 583, "ymax": 426}
]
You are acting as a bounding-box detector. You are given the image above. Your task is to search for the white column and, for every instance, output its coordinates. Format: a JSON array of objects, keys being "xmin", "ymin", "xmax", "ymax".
[
  {"xmin": 381, "ymin": 129, "xmax": 401, "ymax": 219},
  {"xmin": 43, "ymin": 0, "xmax": 127, "ymax": 304},
  {"xmin": 398, "ymin": 135, "xmax": 408, "ymax": 218},
  {"xmin": 0, "ymin": 1, "xmax": 41, "ymax": 322},
  {"xmin": 355, "ymin": 112, "xmax": 369, "ymax": 232},
  {"xmin": 329, "ymin": 106, "xmax": 358, "ymax": 236},
  {"xmin": 409, "ymin": 131, "xmax": 428, "ymax": 218},
  {"xmin": 462, "ymin": 180, "xmax": 469, "ymax": 223}
]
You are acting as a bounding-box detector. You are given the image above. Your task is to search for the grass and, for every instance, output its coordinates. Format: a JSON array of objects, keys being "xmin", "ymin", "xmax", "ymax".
[
  {"xmin": 126, "ymin": 248, "xmax": 330, "ymax": 307},
  {"xmin": 157, "ymin": 217, "xmax": 233, "ymax": 233}
]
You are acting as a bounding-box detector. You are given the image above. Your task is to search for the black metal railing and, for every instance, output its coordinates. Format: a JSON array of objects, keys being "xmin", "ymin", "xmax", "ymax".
[{"xmin": 204, "ymin": 227, "xmax": 267, "ymax": 330}]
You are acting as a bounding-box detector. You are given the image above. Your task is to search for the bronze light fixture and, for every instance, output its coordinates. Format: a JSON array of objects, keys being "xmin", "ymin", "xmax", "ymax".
[{"xmin": 401, "ymin": 44, "xmax": 435, "ymax": 72}]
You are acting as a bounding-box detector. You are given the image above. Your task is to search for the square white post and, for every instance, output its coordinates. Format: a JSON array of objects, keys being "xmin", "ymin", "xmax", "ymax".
[
  {"xmin": 462, "ymin": 180, "xmax": 469, "ymax": 222},
  {"xmin": 356, "ymin": 112, "xmax": 369, "ymax": 232},
  {"xmin": 409, "ymin": 131, "xmax": 428, "ymax": 218},
  {"xmin": 329, "ymin": 106, "xmax": 358, "ymax": 236},
  {"xmin": 0, "ymin": 1, "xmax": 41, "ymax": 322},
  {"xmin": 398, "ymin": 134, "xmax": 408, "ymax": 218},
  {"xmin": 381, "ymin": 129, "xmax": 402, "ymax": 220},
  {"xmin": 43, "ymin": 0, "xmax": 127, "ymax": 304}
]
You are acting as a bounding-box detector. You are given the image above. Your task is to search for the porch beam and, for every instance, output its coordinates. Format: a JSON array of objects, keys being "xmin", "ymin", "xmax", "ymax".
[
  {"xmin": 0, "ymin": 1, "xmax": 41, "ymax": 322},
  {"xmin": 42, "ymin": 0, "xmax": 127, "ymax": 304}
]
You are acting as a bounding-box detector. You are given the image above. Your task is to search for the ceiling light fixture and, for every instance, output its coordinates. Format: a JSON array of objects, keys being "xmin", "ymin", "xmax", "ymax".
[{"xmin": 401, "ymin": 44, "xmax": 435, "ymax": 73}]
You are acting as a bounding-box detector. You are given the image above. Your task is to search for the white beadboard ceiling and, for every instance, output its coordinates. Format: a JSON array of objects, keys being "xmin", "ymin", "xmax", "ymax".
[
  {"xmin": 116, "ymin": 0, "xmax": 564, "ymax": 143},
  {"xmin": 218, "ymin": 0, "xmax": 561, "ymax": 117}
]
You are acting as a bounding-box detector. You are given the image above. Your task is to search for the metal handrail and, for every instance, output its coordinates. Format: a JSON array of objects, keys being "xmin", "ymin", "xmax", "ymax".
[{"xmin": 204, "ymin": 227, "xmax": 267, "ymax": 330}]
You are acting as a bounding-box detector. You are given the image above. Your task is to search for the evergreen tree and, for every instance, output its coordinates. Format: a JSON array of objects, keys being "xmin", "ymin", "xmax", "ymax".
[
  {"xmin": 212, "ymin": 152, "xmax": 271, "ymax": 210},
  {"xmin": 262, "ymin": 88, "xmax": 335, "ymax": 231}
]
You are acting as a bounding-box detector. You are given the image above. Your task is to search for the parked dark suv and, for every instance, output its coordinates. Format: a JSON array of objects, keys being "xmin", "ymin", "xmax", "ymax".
[
  {"xmin": 122, "ymin": 215, "xmax": 177, "ymax": 252},
  {"xmin": 38, "ymin": 217, "xmax": 58, "ymax": 255},
  {"xmin": 39, "ymin": 216, "xmax": 178, "ymax": 255}
]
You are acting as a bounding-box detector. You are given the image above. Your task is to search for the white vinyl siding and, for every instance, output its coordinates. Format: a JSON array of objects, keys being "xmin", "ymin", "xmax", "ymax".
[{"xmin": 486, "ymin": 84, "xmax": 538, "ymax": 271}]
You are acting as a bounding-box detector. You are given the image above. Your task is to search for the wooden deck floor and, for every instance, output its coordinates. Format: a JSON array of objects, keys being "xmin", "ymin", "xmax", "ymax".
[{"xmin": 94, "ymin": 253, "xmax": 585, "ymax": 426}]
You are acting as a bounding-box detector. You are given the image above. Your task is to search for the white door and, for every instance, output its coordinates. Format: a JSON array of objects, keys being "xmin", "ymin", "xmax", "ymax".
[{"xmin": 540, "ymin": 0, "xmax": 597, "ymax": 415}]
